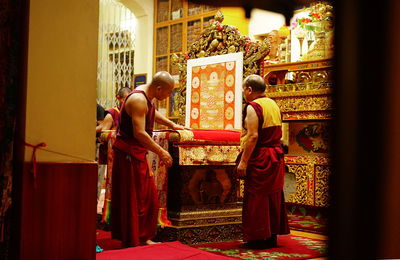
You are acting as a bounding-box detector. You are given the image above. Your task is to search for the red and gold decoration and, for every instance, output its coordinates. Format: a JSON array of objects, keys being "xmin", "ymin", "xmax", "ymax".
[
  {"xmin": 148, "ymin": 131, "xmax": 172, "ymax": 227},
  {"xmin": 151, "ymin": 128, "xmax": 242, "ymax": 244},
  {"xmin": 262, "ymin": 58, "xmax": 332, "ymax": 208},
  {"xmin": 190, "ymin": 63, "xmax": 235, "ymax": 129},
  {"xmin": 171, "ymin": 10, "xmax": 272, "ymax": 124},
  {"xmin": 178, "ymin": 145, "xmax": 240, "ymax": 165}
]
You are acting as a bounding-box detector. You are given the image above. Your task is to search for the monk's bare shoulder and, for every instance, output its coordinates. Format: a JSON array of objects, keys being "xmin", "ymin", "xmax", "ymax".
[{"xmin": 125, "ymin": 92, "xmax": 148, "ymax": 115}]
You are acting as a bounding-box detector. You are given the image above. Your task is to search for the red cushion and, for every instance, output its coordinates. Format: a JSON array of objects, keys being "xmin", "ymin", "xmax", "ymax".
[{"xmin": 191, "ymin": 129, "xmax": 240, "ymax": 142}]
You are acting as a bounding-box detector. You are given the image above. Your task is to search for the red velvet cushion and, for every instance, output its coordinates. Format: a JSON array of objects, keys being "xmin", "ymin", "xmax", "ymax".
[{"xmin": 191, "ymin": 129, "xmax": 240, "ymax": 142}]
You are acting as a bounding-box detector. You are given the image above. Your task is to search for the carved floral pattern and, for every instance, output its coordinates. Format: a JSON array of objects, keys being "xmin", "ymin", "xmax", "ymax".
[
  {"xmin": 285, "ymin": 155, "xmax": 330, "ymax": 206},
  {"xmin": 286, "ymin": 164, "xmax": 310, "ymax": 205},
  {"xmin": 178, "ymin": 145, "xmax": 240, "ymax": 165},
  {"xmin": 274, "ymin": 96, "xmax": 332, "ymax": 112},
  {"xmin": 315, "ymin": 165, "xmax": 330, "ymax": 207},
  {"xmin": 285, "ymin": 155, "xmax": 330, "ymax": 165}
]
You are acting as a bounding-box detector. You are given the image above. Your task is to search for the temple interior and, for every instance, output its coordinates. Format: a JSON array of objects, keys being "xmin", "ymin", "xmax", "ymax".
[{"xmin": 1, "ymin": 0, "xmax": 400, "ymax": 259}]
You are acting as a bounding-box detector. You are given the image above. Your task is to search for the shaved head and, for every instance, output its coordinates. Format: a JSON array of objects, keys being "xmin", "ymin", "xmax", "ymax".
[
  {"xmin": 150, "ymin": 71, "xmax": 175, "ymax": 100},
  {"xmin": 151, "ymin": 71, "xmax": 175, "ymax": 90},
  {"xmin": 117, "ymin": 87, "xmax": 131, "ymax": 98},
  {"xmin": 244, "ymin": 74, "xmax": 266, "ymax": 93}
]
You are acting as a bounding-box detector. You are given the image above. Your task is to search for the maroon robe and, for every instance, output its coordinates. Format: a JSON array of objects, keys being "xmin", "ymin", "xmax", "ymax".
[
  {"xmin": 241, "ymin": 97, "xmax": 290, "ymax": 241},
  {"xmin": 111, "ymin": 90, "xmax": 159, "ymax": 247},
  {"xmin": 106, "ymin": 106, "xmax": 121, "ymax": 130}
]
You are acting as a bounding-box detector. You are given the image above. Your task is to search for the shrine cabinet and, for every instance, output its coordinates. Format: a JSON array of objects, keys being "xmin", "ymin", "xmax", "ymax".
[
  {"xmin": 262, "ymin": 58, "xmax": 333, "ymax": 207},
  {"xmin": 152, "ymin": 129, "xmax": 242, "ymax": 244}
]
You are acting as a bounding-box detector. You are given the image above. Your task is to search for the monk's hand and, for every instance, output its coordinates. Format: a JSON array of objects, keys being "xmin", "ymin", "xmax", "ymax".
[
  {"xmin": 171, "ymin": 123, "xmax": 185, "ymax": 130},
  {"xmin": 159, "ymin": 150, "xmax": 173, "ymax": 168},
  {"xmin": 236, "ymin": 161, "xmax": 247, "ymax": 179}
]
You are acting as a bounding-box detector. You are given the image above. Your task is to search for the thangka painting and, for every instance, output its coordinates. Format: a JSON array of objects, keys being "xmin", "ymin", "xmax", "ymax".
[{"xmin": 185, "ymin": 53, "xmax": 243, "ymax": 130}]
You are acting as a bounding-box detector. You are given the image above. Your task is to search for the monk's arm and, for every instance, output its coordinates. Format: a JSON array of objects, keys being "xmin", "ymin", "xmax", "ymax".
[
  {"xmin": 126, "ymin": 96, "xmax": 173, "ymax": 167},
  {"xmin": 237, "ymin": 105, "xmax": 259, "ymax": 177},
  {"xmin": 96, "ymin": 113, "xmax": 114, "ymax": 133},
  {"xmin": 155, "ymin": 110, "xmax": 184, "ymax": 130},
  {"xmin": 96, "ymin": 122, "xmax": 103, "ymax": 133}
]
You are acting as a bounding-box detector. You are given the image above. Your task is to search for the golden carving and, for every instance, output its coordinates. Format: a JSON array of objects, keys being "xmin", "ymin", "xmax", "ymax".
[
  {"xmin": 274, "ymin": 95, "xmax": 332, "ymax": 112},
  {"xmin": 169, "ymin": 207, "xmax": 243, "ymax": 227},
  {"xmin": 166, "ymin": 131, "xmax": 181, "ymax": 142},
  {"xmin": 170, "ymin": 208, "xmax": 242, "ymax": 219},
  {"xmin": 285, "ymin": 155, "xmax": 330, "ymax": 206},
  {"xmin": 261, "ymin": 59, "xmax": 332, "ymax": 207},
  {"xmin": 306, "ymin": 163, "xmax": 315, "ymax": 205},
  {"xmin": 262, "ymin": 59, "xmax": 333, "ymax": 75},
  {"xmin": 170, "ymin": 11, "xmax": 273, "ymax": 124},
  {"xmin": 176, "ymin": 129, "xmax": 195, "ymax": 142},
  {"xmin": 285, "ymin": 155, "xmax": 330, "ymax": 165},
  {"xmin": 315, "ymin": 165, "xmax": 330, "ymax": 207},
  {"xmin": 267, "ymin": 88, "xmax": 332, "ymax": 98},
  {"xmin": 314, "ymin": 156, "xmax": 331, "ymax": 165},
  {"xmin": 239, "ymin": 179, "xmax": 244, "ymax": 199},
  {"xmin": 214, "ymin": 10, "xmax": 224, "ymax": 23},
  {"xmin": 282, "ymin": 111, "xmax": 332, "ymax": 120},
  {"xmin": 286, "ymin": 164, "xmax": 310, "ymax": 205},
  {"xmin": 262, "ymin": 59, "xmax": 333, "ymax": 121},
  {"xmin": 170, "ymin": 216, "xmax": 242, "ymax": 227},
  {"xmin": 178, "ymin": 145, "xmax": 241, "ymax": 165}
]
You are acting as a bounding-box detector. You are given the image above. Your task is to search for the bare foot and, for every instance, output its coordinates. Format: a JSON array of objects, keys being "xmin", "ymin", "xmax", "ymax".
[{"xmin": 145, "ymin": 240, "xmax": 160, "ymax": 245}]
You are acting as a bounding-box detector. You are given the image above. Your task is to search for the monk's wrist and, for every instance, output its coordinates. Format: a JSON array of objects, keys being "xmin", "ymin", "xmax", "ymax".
[{"xmin": 240, "ymin": 160, "xmax": 248, "ymax": 166}]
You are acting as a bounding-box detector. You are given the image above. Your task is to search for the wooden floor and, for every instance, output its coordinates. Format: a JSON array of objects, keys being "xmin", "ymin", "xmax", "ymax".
[{"xmin": 290, "ymin": 230, "xmax": 328, "ymax": 260}]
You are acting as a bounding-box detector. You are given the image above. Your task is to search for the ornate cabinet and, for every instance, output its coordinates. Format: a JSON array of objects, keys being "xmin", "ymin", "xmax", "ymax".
[
  {"xmin": 151, "ymin": 130, "xmax": 243, "ymax": 244},
  {"xmin": 154, "ymin": 0, "xmax": 218, "ymax": 76},
  {"xmin": 262, "ymin": 59, "xmax": 333, "ymax": 207}
]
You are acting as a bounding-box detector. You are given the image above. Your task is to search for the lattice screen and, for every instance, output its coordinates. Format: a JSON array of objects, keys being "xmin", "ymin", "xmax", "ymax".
[{"xmin": 97, "ymin": 0, "xmax": 136, "ymax": 109}]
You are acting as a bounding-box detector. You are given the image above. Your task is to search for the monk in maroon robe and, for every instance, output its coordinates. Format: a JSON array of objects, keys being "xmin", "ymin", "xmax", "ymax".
[
  {"xmin": 111, "ymin": 71, "xmax": 184, "ymax": 247},
  {"xmin": 96, "ymin": 87, "xmax": 130, "ymax": 218},
  {"xmin": 96, "ymin": 87, "xmax": 131, "ymax": 133},
  {"xmin": 237, "ymin": 74, "xmax": 290, "ymax": 249}
]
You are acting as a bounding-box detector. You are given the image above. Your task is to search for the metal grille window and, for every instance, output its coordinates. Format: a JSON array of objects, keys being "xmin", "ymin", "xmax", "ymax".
[{"xmin": 97, "ymin": 0, "xmax": 136, "ymax": 109}]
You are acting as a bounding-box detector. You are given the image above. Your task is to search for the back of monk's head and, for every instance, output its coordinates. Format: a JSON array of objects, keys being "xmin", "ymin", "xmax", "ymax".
[
  {"xmin": 117, "ymin": 87, "xmax": 131, "ymax": 98},
  {"xmin": 244, "ymin": 74, "xmax": 266, "ymax": 93},
  {"xmin": 151, "ymin": 71, "xmax": 175, "ymax": 90}
]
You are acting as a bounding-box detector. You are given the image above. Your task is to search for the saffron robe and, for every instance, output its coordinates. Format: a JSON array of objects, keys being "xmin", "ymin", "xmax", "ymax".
[
  {"xmin": 107, "ymin": 106, "xmax": 121, "ymax": 130},
  {"xmin": 111, "ymin": 90, "xmax": 159, "ymax": 247},
  {"xmin": 240, "ymin": 97, "xmax": 290, "ymax": 241}
]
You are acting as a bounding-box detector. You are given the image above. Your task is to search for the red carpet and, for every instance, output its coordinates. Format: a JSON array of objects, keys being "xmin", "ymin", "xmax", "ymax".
[
  {"xmin": 192, "ymin": 234, "xmax": 327, "ymax": 260},
  {"xmin": 286, "ymin": 205, "xmax": 328, "ymax": 234},
  {"xmin": 96, "ymin": 230, "xmax": 122, "ymax": 250},
  {"xmin": 97, "ymin": 230, "xmax": 327, "ymax": 260},
  {"xmin": 287, "ymin": 213, "xmax": 327, "ymax": 234},
  {"xmin": 96, "ymin": 241, "xmax": 234, "ymax": 260}
]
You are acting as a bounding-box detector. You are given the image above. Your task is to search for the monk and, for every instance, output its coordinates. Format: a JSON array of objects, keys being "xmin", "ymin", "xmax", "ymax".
[
  {"xmin": 111, "ymin": 71, "xmax": 184, "ymax": 247},
  {"xmin": 96, "ymin": 87, "xmax": 131, "ymax": 132},
  {"xmin": 96, "ymin": 87, "xmax": 131, "ymax": 222},
  {"xmin": 237, "ymin": 74, "xmax": 290, "ymax": 249}
]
